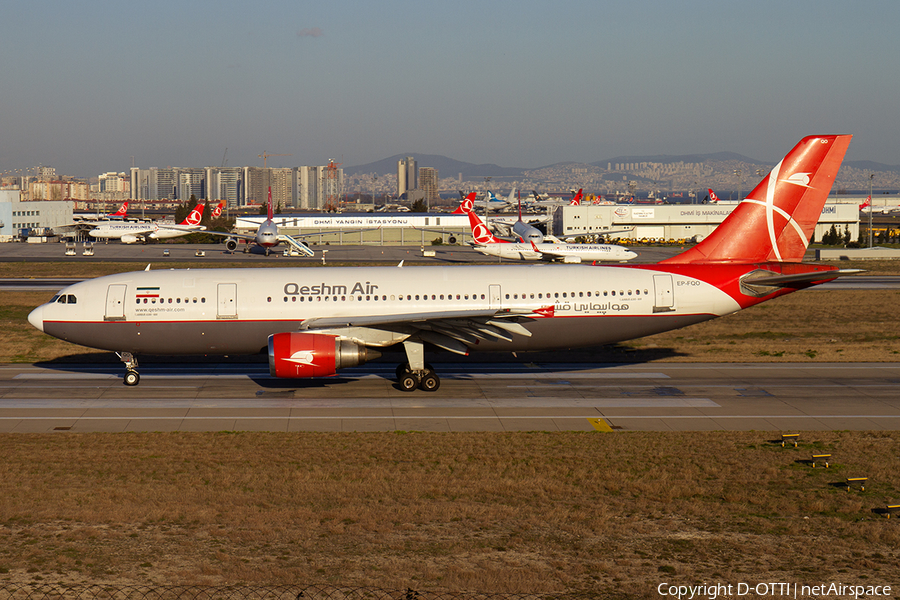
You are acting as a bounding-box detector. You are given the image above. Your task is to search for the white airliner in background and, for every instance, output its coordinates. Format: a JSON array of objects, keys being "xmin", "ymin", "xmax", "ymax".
[
  {"xmin": 206, "ymin": 188, "xmax": 316, "ymax": 256},
  {"xmin": 452, "ymin": 193, "xmax": 548, "ymax": 243},
  {"xmin": 859, "ymin": 196, "xmax": 900, "ymax": 214},
  {"xmin": 466, "ymin": 209, "xmax": 637, "ymax": 263},
  {"xmin": 73, "ymin": 202, "xmax": 129, "ymax": 221},
  {"xmin": 29, "ymin": 135, "xmax": 860, "ymax": 393},
  {"xmin": 89, "ymin": 204, "xmax": 207, "ymax": 243}
]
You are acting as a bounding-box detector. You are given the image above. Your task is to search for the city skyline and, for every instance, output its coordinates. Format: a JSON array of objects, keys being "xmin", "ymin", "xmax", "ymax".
[{"xmin": 3, "ymin": 1, "xmax": 900, "ymax": 177}]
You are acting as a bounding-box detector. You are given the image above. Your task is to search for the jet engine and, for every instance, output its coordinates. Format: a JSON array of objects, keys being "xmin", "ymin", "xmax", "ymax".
[
  {"xmin": 121, "ymin": 234, "xmax": 139, "ymax": 244},
  {"xmin": 268, "ymin": 332, "xmax": 380, "ymax": 378},
  {"xmin": 224, "ymin": 237, "xmax": 239, "ymax": 252}
]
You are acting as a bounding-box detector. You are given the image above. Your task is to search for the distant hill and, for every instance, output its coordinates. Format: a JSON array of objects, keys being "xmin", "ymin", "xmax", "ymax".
[
  {"xmin": 345, "ymin": 154, "xmax": 524, "ymax": 178},
  {"xmin": 345, "ymin": 153, "xmax": 900, "ymax": 180},
  {"xmin": 843, "ymin": 160, "xmax": 900, "ymax": 172}
]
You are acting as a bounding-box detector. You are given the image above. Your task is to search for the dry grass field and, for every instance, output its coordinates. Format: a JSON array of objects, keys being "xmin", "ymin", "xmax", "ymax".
[
  {"xmin": 1, "ymin": 261, "xmax": 899, "ymax": 597},
  {"xmin": 1, "ymin": 432, "xmax": 899, "ymax": 597}
]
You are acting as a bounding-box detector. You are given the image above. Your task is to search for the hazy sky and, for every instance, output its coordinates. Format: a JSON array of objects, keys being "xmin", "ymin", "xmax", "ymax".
[{"xmin": 2, "ymin": 0, "xmax": 899, "ymax": 177}]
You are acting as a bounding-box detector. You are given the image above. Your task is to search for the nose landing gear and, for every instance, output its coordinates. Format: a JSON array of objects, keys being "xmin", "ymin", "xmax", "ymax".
[{"xmin": 117, "ymin": 352, "xmax": 140, "ymax": 386}]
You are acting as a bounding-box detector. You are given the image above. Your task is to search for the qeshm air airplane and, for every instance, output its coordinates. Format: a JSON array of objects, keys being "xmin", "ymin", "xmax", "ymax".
[{"xmin": 28, "ymin": 135, "xmax": 860, "ymax": 392}]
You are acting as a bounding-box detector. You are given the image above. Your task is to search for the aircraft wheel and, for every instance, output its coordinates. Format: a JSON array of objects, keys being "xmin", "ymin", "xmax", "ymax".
[
  {"xmin": 124, "ymin": 370, "xmax": 140, "ymax": 386},
  {"xmin": 395, "ymin": 363, "xmax": 411, "ymax": 380},
  {"xmin": 398, "ymin": 373, "xmax": 419, "ymax": 392},
  {"xmin": 419, "ymin": 372, "xmax": 440, "ymax": 392}
]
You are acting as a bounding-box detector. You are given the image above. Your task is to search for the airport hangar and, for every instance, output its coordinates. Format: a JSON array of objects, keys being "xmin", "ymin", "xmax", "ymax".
[
  {"xmin": 236, "ymin": 203, "xmax": 862, "ymax": 246},
  {"xmin": 555, "ymin": 201, "xmax": 861, "ymax": 242}
]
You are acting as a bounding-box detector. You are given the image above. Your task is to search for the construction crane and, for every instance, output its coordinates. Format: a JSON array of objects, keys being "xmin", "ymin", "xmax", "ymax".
[
  {"xmin": 220, "ymin": 148, "xmax": 228, "ymax": 168},
  {"xmin": 258, "ymin": 151, "xmax": 292, "ymax": 169}
]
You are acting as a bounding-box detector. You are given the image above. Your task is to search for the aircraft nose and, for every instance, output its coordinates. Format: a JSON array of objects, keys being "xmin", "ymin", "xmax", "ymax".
[{"xmin": 27, "ymin": 305, "xmax": 44, "ymax": 332}]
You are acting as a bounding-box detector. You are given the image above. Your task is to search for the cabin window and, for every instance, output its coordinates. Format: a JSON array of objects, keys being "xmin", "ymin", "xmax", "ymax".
[
  {"xmin": 267, "ymin": 297, "xmax": 271, "ymax": 302},
  {"xmin": 391, "ymin": 295, "xmax": 396, "ymax": 301},
  {"xmin": 481, "ymin": 294, "xmax": 485, "ymax": 300},
  {"xmin": 415, "ymin": 295, "xmax": 420, "ymax": 300},
  {"xmin": 135, "ymin": 298, "xmax": 140, "ymax": 304}
]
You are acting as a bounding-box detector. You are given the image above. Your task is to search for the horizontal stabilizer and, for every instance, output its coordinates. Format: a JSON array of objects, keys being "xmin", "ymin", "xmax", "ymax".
[{"xmin": 743, "ymin": 268, "xmax": 864, "ymax": 287}]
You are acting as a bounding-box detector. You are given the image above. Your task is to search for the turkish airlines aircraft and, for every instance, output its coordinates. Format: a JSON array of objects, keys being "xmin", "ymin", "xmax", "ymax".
[
  {"xmin": 73, "ymin": 202, "xmax": 129, "ymax": 221},
  {"xmin": 859, "ymin": 196, "xmax": 900, "ymax": 214},
  {"xmin": 452, "ymin": 193, "xmax": 546, "ymax": 243},
  {"xmin": 89, "ymin": 204, "xmax": 206, "ymax": 243},
  {"xmin": 467, "ymin": 209, "xmax": 637, "ymax": 263},
  {"xmin": 29, "ymin": 135, "xmax": 859, "ymax": 392}
]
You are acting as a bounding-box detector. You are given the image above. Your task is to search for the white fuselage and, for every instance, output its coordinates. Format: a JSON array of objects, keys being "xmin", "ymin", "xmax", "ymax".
[
  {"xmin": 28, "ymin": 264, "xmax": 742, "ymax": 357},
  {"xmin": 474, "ymin": 242, "xmax": 637, "ymax": 263},
  {"xmin": 89, "ymin": 221, "xmax": 204, "ymax": 242}
]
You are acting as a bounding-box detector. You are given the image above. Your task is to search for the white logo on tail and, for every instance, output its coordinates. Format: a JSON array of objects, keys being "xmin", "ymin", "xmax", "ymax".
[
  {"xmin": 784, "ymin": 172, "xmax": 812, "ymax": 187},
  {"xmin": 473, "ymin": 223, "xmax": 494, "ymax": 244},
  {"xmin": 186, "ymin": 208, "xmax": 202, "ymax": 226}
]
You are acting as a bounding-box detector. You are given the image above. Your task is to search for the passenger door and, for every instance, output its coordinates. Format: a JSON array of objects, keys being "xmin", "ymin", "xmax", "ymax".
[
  {"xmin": 217, "ymin": 283, "xmax": 238, "ymax": 319},
  {"xmin": 104, "ymin": 284, "xmax": 127, "ymax": 321},
  {"xmin": 652, "ymin": 274, "xmax": 675, "ymax": 313}
]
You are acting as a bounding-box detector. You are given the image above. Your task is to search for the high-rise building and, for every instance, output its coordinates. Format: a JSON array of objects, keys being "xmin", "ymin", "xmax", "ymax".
[
  {"xmin": 398, "ymin": 156, "xmax": 417, "ymax": 197},
  {"xmin": 293, "ymin": 164, "xmax": 343, "ymax": 210},
  {"xmin": 204, "ymin": 167, "xmax": 242, "ymax": 209},
  {"xmin": 419, "ymin": 167, "xmax": 438, "ymax": 208}
]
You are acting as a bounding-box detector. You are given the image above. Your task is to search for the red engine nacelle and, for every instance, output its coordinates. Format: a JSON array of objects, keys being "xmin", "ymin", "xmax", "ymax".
[{"xmin": 267, "ymin": 332, "xmax": 379, "ymax": 378}]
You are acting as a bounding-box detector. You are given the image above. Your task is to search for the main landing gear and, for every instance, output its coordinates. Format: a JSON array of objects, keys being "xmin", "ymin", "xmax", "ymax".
[
  {"xmin": 117, "ymin": 351, "xmax": 140, "ymax": 386},
  {"xmin": 396, "ymin": 340, "xmax": 440, "ymax": 392}
]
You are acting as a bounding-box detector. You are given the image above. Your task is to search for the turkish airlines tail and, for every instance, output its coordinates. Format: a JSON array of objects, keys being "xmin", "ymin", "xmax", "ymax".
[
  {"xmin": 858, "ymin": 196, "xmax": 871, "ymax": 210},
  {"xmin": 108, "ymin": 202, "xmax": 128, "ymax": 217},
  {"xmin": 452, "ymin": 192, "xmax": 476, "ymax": 214},
  {"xmin": 663, "ymin": 135, "xmax": 852, "ymax": 264},
  {"xmin": 708, "ymin": 189, "xmax": 720, "ymax": 204},
  {"xmin": 181, "ymin": 204, "xmax": 205, "ymax": 226},
  {"xmin": 212, "ymin": 201, "xmax": 224, "ymax": 218},
  {"xmin": 467, "ymin": 211, "xmax": 506, "ymax": 245},
  {"xmin": 569, "ymin": 189, "xmax": 583, "ymax": 206}
]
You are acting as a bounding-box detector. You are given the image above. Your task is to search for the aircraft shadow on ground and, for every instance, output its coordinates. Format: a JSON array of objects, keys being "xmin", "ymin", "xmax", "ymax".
[{"xmin": 32, "ymin": 343, "xmax": 687, "ymax": 385}]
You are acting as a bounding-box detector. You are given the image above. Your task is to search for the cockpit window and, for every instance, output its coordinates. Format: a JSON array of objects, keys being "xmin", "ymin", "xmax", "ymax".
[
  {"xmin": 56, "ymin": 294, "xmax": 77, "ymax": 304},
  {"xmin": 50, "ymin": 295, "xmax": 61, "ymax": 303}
]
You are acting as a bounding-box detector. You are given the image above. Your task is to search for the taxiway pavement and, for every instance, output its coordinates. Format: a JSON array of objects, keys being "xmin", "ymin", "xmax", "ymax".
[{"xmin": 1, "ymin": 362, "xmax": 898, "ymax": 433}]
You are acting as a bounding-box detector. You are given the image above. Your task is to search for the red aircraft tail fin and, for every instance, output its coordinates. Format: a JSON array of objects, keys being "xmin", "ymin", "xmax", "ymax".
[
  {"xmin": 108, "ymin": 202, "xmax": 128, "ymax": 217},
  {"xmin": 181, "ymin": 204, "xmax": 204, "ymax": 226},
  {"xmin": 267, "ymin": 187, "xmax": 274, "ymax": 221},
  {"xmin": 663, "ymin": 135, "xmax": 852, "ymax": 264},
  {"xmin": 467, "ymin": 211, "xmax": 505, "ymax": 245},
  {"xmin": 452, "ymin": 192, "xmax": 476, "ymax": 214}
]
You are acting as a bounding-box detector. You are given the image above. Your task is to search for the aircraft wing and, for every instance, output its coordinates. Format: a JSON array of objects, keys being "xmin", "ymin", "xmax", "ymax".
[
  {"xmin": 198, "ymin": 230, "xmax": 258, "ymax": 242},
  {"xmin": 553, "ymin": 227, "xmax": 636, "ymax": 240},
  {"xmin": 300, "ymin": 306, "xmax": 553, "ymax": 355}
]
